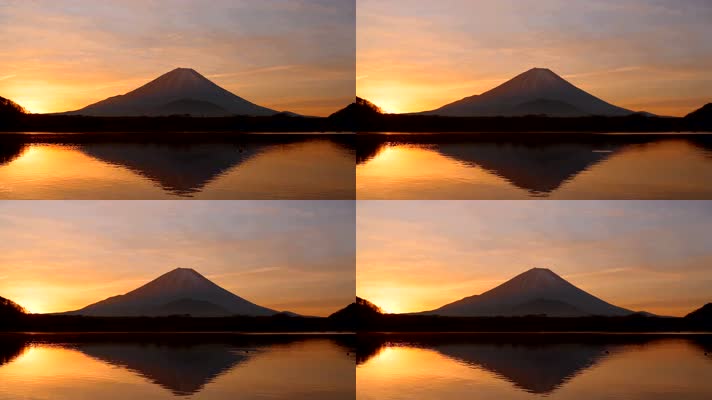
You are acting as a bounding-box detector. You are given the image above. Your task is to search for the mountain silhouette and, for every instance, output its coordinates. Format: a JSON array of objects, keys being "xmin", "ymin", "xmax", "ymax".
[
  {"xmin": 421, "ymin": 68, "xmax": 634, "ymax": 117},
  {"xmin": 686, "ymin": 303, "xmax": 712, "ymax": 322},
  {"xmin": 329, "ymin": 297, "xmax": 383, "ymax": 323},
  {"xmin": 686, "ymin": 103, "xmax": 712, "ymax": 130},
  {"xmin": 65, "ymin": 68, "xmax": 279, "ymax": 117},
  {"xmin": 422, "ymin": 268, "xmax": 634, "ymax": 317},
  {"xmin": 65, "ymin": 268, "xmax": 278, "ymax": 317},
  {"xmin": 72, "ymin": 342, "xmax": 250, "ymax": 396},
  {"xmin": 0, "ymin": 296, "xmax": 26, "ymax": 319}
]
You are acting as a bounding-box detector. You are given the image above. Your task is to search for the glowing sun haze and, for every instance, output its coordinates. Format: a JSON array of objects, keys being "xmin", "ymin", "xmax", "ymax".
[
  {"xmin": 357, "ymin": 0, "xmax": 712, "ymax": 116},
  {"xmin": 357, "ymin": 201, "xmax": 712, "ymax": 316},
  {"xmin": 0, "ymin": 0, "xmax": 355, "ymax": 116},
  {"xmin": 0, "ymin": 201, "xmax": 355, "ymax": 316}
]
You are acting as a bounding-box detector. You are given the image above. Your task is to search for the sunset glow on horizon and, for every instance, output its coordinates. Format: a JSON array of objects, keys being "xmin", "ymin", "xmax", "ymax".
[
  {"xmin": 0, "ymin": 0, "xmax": 355, "ymax": 116},
  {"xmin": 357, "ymin": 201, "xmax": 712, "ymax": 316},
  {"xmin": 357, "ymin": 0, "xmax": 712, "ymax": 116},
  {"xmin": 0, "ymin": 201, "xmax": 355, "ymax": 316}
]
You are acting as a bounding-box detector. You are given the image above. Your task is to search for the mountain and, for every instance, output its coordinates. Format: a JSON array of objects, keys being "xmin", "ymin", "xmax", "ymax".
[
  {"xmin": 422, "ymin": 268, "xmax": 634, "ymax": 317},
  {"xmin": 329, "ymin": 97, "xmax": 384, "ymax": 127},
  {"xmin": 0, "ymin": 296, "xmax": 26, "ymax": 318},
  {"xmin": 0, "ymin": 96, "xmax": 26, "ymax": 116},
  {"xmin": 685, "ymin": 103, "xmax": 712, "ymax": 130},
  {"xmin": 420, "ymin": 68, "xmax": 635, "ymax": 117},
  {"xmin": 65, "ymin": 268, "xmax": 279, "ymax": 317},
  {"xmin": 65, "ymin": 68, "xmax": 279, "ymax": 117},
  {"xmin": 685, "ymin": 303, "xmax": 712, "ymax": 321},
  {"xmin": 329, "ymin": 297, "xmax": 383, "ymax": 321}
]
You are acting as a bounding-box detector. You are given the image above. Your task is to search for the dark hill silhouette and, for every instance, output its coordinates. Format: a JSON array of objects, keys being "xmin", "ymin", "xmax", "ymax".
[
  {"xmin": 422, "ymin": 268, "xmax": 634, "ymax": 317},
  {"xmin": 64, "ymin": 68, "xmax": 279, "ymax": 117},
  {"xmin": 420, "ymin": 68, "xmax": 634, "ymax": 117},
  {"xmin": 329, "ymin": 297, "xmax": 383, "ymax": 321},
  {"xmin": 0, "ymin": 296, "xmax": 26, "ymax": 318},
  {"xmin": 685, "ymin": 303, "xmax": 712, "ymax": 324},
  {"xmin": 0, "ymin": 96, "xmax": 26, "ymax": 129},
  {"xmin": 0, "ymin": 96, "xmax": 26, "ymax": 116},
  {"xmin": 64, "ymin": 268, "xmax": 279, "ymax": 317},
  {"xmin": 686, "ymin": 103, "xmax": 712, "ymax": 131},
  {"xmin": 328, "ymin": 97, "xmax": 383, "ymax": 128}
]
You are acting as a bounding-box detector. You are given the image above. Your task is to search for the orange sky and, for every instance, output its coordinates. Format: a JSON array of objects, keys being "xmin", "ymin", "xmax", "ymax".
[
  {"xmin": 0, "ymin": 0, "xmax": 354, "ymax": 116},
  {"xmin": 357, "ymin": 0, "xmax": 712, "ymax": 116},
  {"xmin": 0, "ymin": 201, "xmax": 355, "ymax": 316},
  {"xmin": 357, "ymin": 201, "xmax": 712, "ymax": 316}
]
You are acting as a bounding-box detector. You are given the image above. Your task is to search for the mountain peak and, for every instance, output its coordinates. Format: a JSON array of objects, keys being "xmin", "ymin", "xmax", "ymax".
[
  {"xmin": 525, "ymin": 67, "xmax": 556, "ymax": 74},
  {"xmin": 168, "ymin": 267, "xmax": 200, "ymax": 274}
]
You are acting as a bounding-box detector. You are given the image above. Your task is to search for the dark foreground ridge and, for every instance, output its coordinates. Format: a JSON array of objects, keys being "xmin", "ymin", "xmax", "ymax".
[
  {"xmin": 2, "ymin": 295, "xmax": 711, "ymax": 332},
  {"xmin": 2, "ymin": 94, "xmax": 711, "ymax": 133},
  {"xmin": 343, "ymin": 297, "xmax": 712, "ymax": 332},
  {"xmin": 340, "ymin": 99, "xmax": 712, "ymax": 132}
]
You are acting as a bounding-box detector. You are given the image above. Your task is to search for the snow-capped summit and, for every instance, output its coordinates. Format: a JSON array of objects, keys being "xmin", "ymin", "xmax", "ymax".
[
  {"xmin": 421, "ymin": 67, "xmax": 635, "ymax": 117},
  {"xmin": 65, "ymin": 68, "xmax": 279, "ymax": 117}
]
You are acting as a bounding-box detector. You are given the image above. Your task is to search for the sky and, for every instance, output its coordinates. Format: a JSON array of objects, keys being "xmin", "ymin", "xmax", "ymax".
[
  {"xmin": 0, "ymin": 0, "xmax": 355, "ymax": 116},
  {"xmin": 357, "ymin": 0, "xmax": 712, "ymax": 116},
  {"xmin": 357, "ymin": 201, "xmax": 712, "ymax": 316},
  {"xmin": 0, "ymin": 201, "xmax": 355, "ymax": 316}
]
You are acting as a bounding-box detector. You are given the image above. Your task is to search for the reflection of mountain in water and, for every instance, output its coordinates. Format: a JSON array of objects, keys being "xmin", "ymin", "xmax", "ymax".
[
  {"xmin": 436, "ymin": 143, "xmax": 620, "ymax": 194},
  {"xmin": 0, "ymin": 338, "xmax": 27, "ymax": 366},
  {"xmin": 434, "ymin": 343, "xmax": 609, "ymax": 393},
  {"xmin": 0, "ymin": 142, "xmax": 28, "ymax": 166},
  {"xmin": 80, "ymin": 143, "xmax": 259, "ymax": 196},
  {"xmin": 72, "ymin": 342, "xmax": 250, "ymax": 396},
  {"xmin": 357, "ymin": 334, "xmax": 712, "ymax": 395}
]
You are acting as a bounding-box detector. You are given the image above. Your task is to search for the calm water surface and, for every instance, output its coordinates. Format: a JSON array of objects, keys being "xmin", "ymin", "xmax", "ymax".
[
  {"xmin": 357, "ymin": 334, "xmax": 712, "ymax": 400},
  {"xmin": 0, "ymin": 134, "xmax": 355, "ymax": 199},
  {"xmin": 357, "ymin": 133, "xmax": 712, "ymax": 199},
  {"xmin": 0, "ymin": 334, "xmax": 355, "ymax": 399}
]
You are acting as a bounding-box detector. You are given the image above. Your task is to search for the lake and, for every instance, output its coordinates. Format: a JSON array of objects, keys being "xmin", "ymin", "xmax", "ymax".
[
  {"xmin": 0, "ymin": 333, "xmax": 355, "ymax": 399},
  {"xmin": 0, "ymin": 133, "xmax": 355, "ymax": 199},
  {"xmin": 357, "ymin": 333, "xmax": 712, "ymax": 400},
  {"xmin": 356, "ymin": 133, "xmax": 712, "ymax": 199}
]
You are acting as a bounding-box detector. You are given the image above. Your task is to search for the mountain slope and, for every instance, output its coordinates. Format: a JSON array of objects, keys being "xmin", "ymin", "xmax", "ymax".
[
  {"xmin": 422, "ymin": 268, "xmax": 634, "ymax": 317},
  {"xmin": 66, "ymin": 268, "xmax": 278, "ymax": 317},
  {"xmin": 65, "ymin": 68, "xmax": 278, "ymax": 117},
  {"xmin": 685, "ymin": 303, "xmax": 712, "ymax": 321},
  {"xmin": 421, "ymin": 68, "xmax": 634, "ymax": 117}
]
